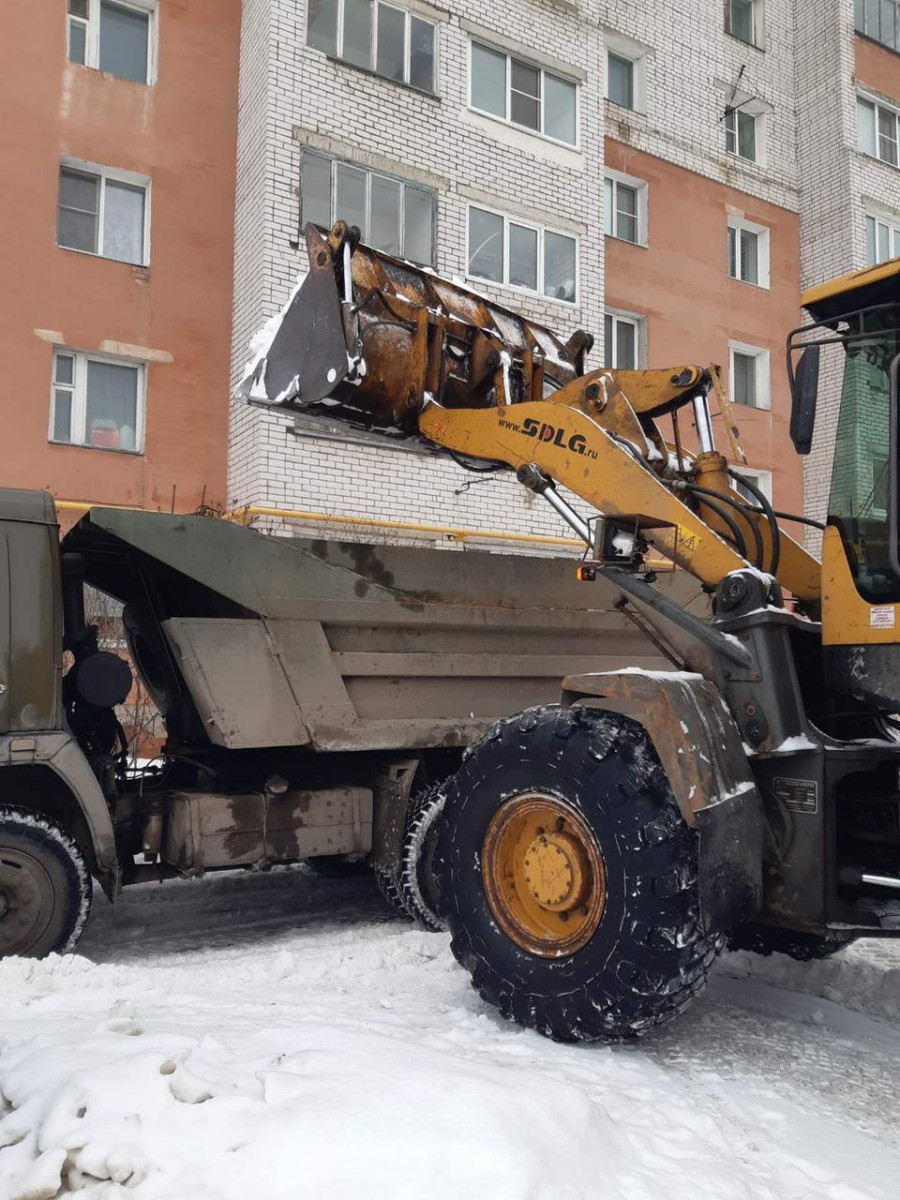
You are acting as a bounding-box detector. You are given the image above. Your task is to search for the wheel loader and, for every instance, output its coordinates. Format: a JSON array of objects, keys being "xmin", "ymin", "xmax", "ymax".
[{"xmin": 239, "ymin": 220, "xmax": 900, "ymax": 1041}]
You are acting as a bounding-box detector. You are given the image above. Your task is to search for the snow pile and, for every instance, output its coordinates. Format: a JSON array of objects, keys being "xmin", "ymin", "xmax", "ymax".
[
  {"xmin": 2, "ymin": 869, "xmax": 900, "ymax": 1199},
  {"xmin": 721, "ymin": 937, "xmax": 900, "ymax": 1026}
]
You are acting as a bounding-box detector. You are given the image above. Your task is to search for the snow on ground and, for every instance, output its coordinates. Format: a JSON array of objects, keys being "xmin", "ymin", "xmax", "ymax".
[{"xmin": 2, "ymin": 867, "xmax": 900, "ymax": 1200}]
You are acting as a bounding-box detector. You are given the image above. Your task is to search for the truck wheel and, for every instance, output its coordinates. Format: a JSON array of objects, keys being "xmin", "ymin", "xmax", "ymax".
[
  {"xmin": 374, "ymin": 783, "xmax": 447, "ymax": 928},
  {"xmin": 433, "ymin": 705, "xmax": 723, "ymax": 1043},
  {"xmin": 399, "ymin": 782, "xmax": 446, "ymax": 931},
  {"xmin": 727, "ymin": 923, "xmax": 856, "ymax": 961},
  {"xmin": 0, "ymin": 807, "xmax": 92, "ymax": 958}
]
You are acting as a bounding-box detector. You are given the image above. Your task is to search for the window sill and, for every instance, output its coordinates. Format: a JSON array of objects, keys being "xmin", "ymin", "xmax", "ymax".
[
  {"xmin": 48, "ymin": 439, "xmax": 144, "ymax": 457},
  {"xmin": 466, "ymin": 273, "xmax": 577, "ymax": 308},
  {"xmin": 854, "ymin": 31, "xmax": 900, "ymax": 60},
  {"xmin": 57, "ymin": 244, "xmax": 149, "ymax": 270},
  {"xmin": 467, "ymin": 105, "xmax": 580, "ymax": 153},
  {"xmin": 323, "ymin": 53, "xmax": 440, "ymax": 102},
  {"xmin": 728, "ymin": 276, "xmax": 771, "ymax": 292},
  {"xmin": 605, "ymin": 98, "xmax": 647, "ymax": 118},
  {"xmin": 725, "ymin": 31, "xmax": 765, "ymax": 52},
  {"xmin": 724, "ymin": 149, "xmax": 767, "ymax": 170},
  {"xmin": 604, "ymin": 233, "xmax": 647, "ymax": 249},
  {"xmin": 858, "ymin": 148, "xmax": 900, "ymax": 172},
  {"xmin": 66, "ymin": 59, "xmax": 153, "ymax": 87}
]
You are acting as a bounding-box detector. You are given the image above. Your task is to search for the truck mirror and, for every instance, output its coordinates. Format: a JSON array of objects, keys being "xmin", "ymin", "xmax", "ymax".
[{"xmin": 790, "ymin": 344, "xmax": 820, "ymax": 455}]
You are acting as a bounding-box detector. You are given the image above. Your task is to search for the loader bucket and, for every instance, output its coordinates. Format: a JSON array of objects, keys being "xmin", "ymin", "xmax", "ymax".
[{"xmin": 243, "ymin": 221, "xmax": 592, "ymax": 433}]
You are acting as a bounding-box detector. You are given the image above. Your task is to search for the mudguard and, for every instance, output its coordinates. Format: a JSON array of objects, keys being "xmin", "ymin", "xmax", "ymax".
[
  {"xmin": 0, "ymin": 731, "xmax": 119, "ymax": 897},
  {"xmin": 561, "ymin": 669, "xmax": 763, "ymax": 932}
]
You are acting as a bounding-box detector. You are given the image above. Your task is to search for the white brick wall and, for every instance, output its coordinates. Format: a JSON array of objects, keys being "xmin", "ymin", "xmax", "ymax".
[
  {"xmin": 229, "ymin": 0, "xmax": 866, "ymax": 550},
  {"xmin": 796, "ymin": 0, "xmax": 900, "ymax": 545}
]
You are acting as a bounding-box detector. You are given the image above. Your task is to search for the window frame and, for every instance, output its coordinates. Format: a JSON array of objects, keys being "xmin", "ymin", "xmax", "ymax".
[
  {"xmin": 854, "ymin": 0, "xmax": 900, "ymax": 54},
  {"xmin": 67, "ymin": 0, "xmax": 158, "ymax": 85},
  {"xmin": 857, "ymin": 94, "xmax": 900, "ymax": 168},
  {"xmin": 724, "ymin": 104, "xmax": 759, "ymax": 163},
  {"xmin": 728, "ymin": 340, "xmax": 771, "ymax": 411},
  {"xmin": 865, "ymin": 211, "xmax": 900, "ymax": 264},
  {"xmin": 727, "ymin": 215, "xmax": 770, "ymax": 290},
  {"xmin": 49, "ymin": 348, "xmax": 147, "ymax": 454},
  {"xmin": 467, "ymin": 39, "xmax": 580, "ymax": 149},
  {"xmin": 58, "ymin": 158, "xmax": 151, "ymax": 267},
  {"xmin": 603, "ymin": 310, "xmax": 645, "ymax": 370},
  {"xmin": 299, "ymin": 149, "xmax": 436, "ymax": 265},
  {"xmin": 604, "ymin": 32, "xmax": 647, "ymax": 114},
  {"xmin": 603, "ymin": 170, "xmax": 647, "ymax": 246},
  {"xmin": 731, "ymin": 465, "xmax": 773, "ymax": 503},
  {"xmin": 308, "ymin": 0, "xmax": 438, "ymax": 94},
  {"xmin": 465, "ymin": 202, "xmax": 579, "ymax": 305},
  {"xmin": 726, "ymin": 0, "xmax": 765, "ymax": 49}
]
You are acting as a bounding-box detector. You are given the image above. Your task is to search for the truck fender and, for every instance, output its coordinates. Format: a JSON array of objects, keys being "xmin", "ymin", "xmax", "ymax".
[
  {"xmin": 561, "ymin": 669, "xmax": 763, "ymax": 933},
  {"xmin": 0, "ymin": 732, "xmax": 119, "ymax": 897}
]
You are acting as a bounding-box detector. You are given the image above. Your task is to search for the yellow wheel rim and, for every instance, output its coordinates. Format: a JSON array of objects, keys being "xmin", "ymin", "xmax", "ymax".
[{"xmin": 481, "ymin": 793, "xmax": 606, "ymax": 958}]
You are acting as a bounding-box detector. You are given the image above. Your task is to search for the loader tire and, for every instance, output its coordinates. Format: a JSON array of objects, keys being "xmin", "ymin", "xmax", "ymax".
[
  {"xmin": 433, "ymin": 705, "xmax": 723, "ymax": 1043},
  {"xmin": 0, "ymin": 807, "xmax": 92, "ymax": 959},
  {"xmin": 727, "ymin": 923, "xmax": 856, "ymax": 961}
]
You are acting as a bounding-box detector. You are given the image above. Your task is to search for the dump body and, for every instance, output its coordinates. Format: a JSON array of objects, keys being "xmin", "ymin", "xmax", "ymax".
[{"xmin": 63, "ymin": 506, "xmax": 699, "ymax": 754}]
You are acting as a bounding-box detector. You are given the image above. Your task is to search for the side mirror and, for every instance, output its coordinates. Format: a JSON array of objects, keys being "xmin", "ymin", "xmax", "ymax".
[{"xmin": 790, "ymin": 344, "xmax": 820, "ymax": 455}]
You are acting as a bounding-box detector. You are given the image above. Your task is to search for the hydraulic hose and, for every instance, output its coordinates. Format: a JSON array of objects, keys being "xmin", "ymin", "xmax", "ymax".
[
  {"xmin": 728, "ymin": 469, "xmax": 781, "ymax": 575},
  {"xmin": 683, "ymin": 487, "xmax": 749, "ymax": 562}
]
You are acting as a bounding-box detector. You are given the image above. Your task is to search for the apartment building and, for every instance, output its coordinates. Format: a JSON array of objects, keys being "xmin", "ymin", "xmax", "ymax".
[
  {"xmin": 0, "ymin": 0, "xmax": 241, "ymax": 529},
  {"xmin": 798, "ymin": 2, "xmax": 900, "ymax": 539},
  {"xmin": 230, "ymin": 0, "xmax": 841, "ymax": 548}
]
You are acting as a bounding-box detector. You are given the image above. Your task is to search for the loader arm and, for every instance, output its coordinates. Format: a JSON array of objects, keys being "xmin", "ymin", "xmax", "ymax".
[{"xmin": 245, "ymin": 221, "xmax": 820, "ymax": 608}]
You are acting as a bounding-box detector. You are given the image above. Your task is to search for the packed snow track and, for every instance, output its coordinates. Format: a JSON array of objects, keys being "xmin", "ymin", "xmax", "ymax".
[{"xmin": 2, "ymin": 865, "xmax": 900, "ymax": 1199}]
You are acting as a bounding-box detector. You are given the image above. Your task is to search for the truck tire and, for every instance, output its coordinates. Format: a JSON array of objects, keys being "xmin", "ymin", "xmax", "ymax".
[
  {"xmin": 433, "ymin": 705, "xmax": 723, "ymax": 1043},
  {"xmin": 374, "ymin": 783, "xmax": 447, "ymax": 929},
  {"xmin": 727, "ymin": 923, "xmax": 856, "ymax": 961},
  {"xmin": 399, "ymin": 782, "xmax": 446, "ymax": 931},
  {"xmin": 0, "ymin": 807, "xmax": 92, "ymax": 958}
]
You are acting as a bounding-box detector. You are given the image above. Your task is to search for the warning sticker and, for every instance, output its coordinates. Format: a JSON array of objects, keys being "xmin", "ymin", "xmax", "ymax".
[
  {"xmin": 870, "ymin": 606, "xmax": 896, "ymax": 630},
  {"xmin": 773, "ymin": 776, "xmax": 818, "ymax": 815}
]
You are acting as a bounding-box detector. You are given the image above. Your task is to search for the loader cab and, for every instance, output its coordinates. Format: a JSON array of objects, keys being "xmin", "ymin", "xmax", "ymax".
[{"xmin": 789, "ymin": 259, "xmax": 900, "ymax": 607}]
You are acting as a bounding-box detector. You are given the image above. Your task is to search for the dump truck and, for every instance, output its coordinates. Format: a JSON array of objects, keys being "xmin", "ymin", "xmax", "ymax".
[
  {"xmin": 0, "ymin": 493, "xmax": 694, "ymax": 960},
  {"xmin": 240, "ymin": 221, "xmax": 900, "ymax": 1041}
]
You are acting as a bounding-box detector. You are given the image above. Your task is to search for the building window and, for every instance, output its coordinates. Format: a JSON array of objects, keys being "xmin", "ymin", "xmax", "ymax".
[
  {"xmin": 855, "ymin": 0, "xmax": 899, "ymax": 52},
  {"xmin": 308, "ymin": 0, "xmax": 436, "ymax": 93},
  {"xmin": 858, "ymin": 96, "xmax": 900, "ymax": 167},
  {"xmin": 727, "ymin": 0, "xmax": 762, "ymax": 46},
  {"xmin": 727, "ymin": 217, "xmax": 769, "ymax": 288},
  {"xmin": 725, "ymin": 106, "xmax": 758, "ymax": 161},
  {"xmin": 604, "ymin": 174, "xmax": 645, "ymax": 244},
  {"xmin": 50, "ymin": 350, "xmax": 145, "ymax": 453},
  {"xmin": 300, "ymin": 150, "xmax": 435, "ymax": 265},
  {"xmin": 729, "ymin": 342, "xmax": 770, "ymax": 410},
  {"xmin": 57, "ymin": 163, "xmax": 149, "ymax": 266},
  {"xmin": 468, "ymin": 42, "xmax": 577, "ymax": 146},
  {"xmin": 866, "ymin": 213, "xmax": 900, "ymax": 264},
  {"xmin": 607, "ymin": 52, "xmax": 634, "ymax": 109},
  {"xmin": 67, "ymin": 0, "xmax": 155, "ymax": 84},
  {"xmin": 732, "ymin": 466, "xmax": 773, "ymax": 503},
  {"xmin": 604, "ymin": 312, "xmax": 643, "ymax": 369},
  {"xmin": 467, "ymin": 206, "xmax": 577, "ymax": 304}
]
